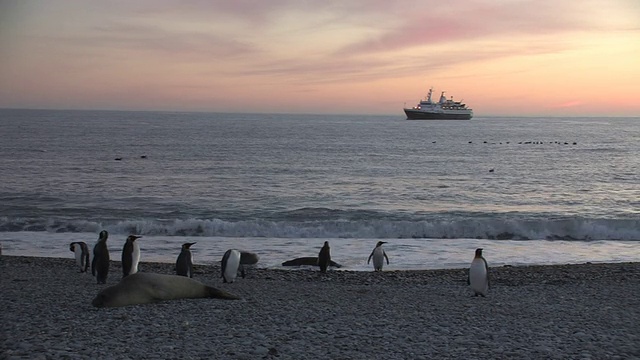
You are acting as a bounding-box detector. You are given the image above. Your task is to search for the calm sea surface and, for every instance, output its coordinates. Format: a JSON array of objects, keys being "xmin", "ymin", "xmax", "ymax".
[{"xmin": 1, "ymin": 109, "xmax": 638, "ymax": 270}]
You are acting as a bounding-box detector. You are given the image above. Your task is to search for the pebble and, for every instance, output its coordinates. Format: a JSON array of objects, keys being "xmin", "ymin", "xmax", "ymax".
[{"xmin": 1, "ymin": 256, "xmax": 639, "ymax": 359}]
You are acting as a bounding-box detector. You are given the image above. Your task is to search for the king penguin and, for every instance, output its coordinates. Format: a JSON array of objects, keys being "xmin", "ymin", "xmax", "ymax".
[
  {"xmin": 122, "ymin": 235, "xmax": 142, "ymax": 278},
  {"xmin": 91, "ymin": 230, "xmax": 110, "ymax": 284},
  {"xmin": 176, "ymin": 242, "xmax": 196, "ymax": 278},
  {"xmin": 221, "ymin": 249, "xmax": 245, "ymax": 283},
  {"xmin": 318, "ymin": 241, "xmax": 331, "ymax": 273},
  {"xmin": 367, "ymin": 241, "xmax": 389, "ymax": 271},
  {"xmin": 468, "ymin": 248, "xmax": 490, "ymax": 297},
  {"xmin": 69, "ymin": 241, "xmax": 90, "ymax": 272}
]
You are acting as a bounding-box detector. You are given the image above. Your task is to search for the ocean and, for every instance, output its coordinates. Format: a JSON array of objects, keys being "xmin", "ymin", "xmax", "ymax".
[{"xmin": 1, "ymin": 109, "xmax": 638, "ymax": 271}]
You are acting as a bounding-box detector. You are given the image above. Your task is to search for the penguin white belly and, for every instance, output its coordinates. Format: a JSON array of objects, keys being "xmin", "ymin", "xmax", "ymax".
[
  {"xmin": 373, "ymin": 248, "xmax": 385, "ymax": 270},
  {"xmin": 130, "ymin": 243, "xmax": 140, "ymax": 275},
  {"xmin": 187, "ymin": 252, "xmax": 193, "ymax": 278},
  {"xmin": 224, "ymin": 250, "xmax": 241, "ymax": 283},
  {"xmin": 469, "ymin": 259, "xmax": 488, "ymax": 295},
  {"xmin": 73, "ymin": 245, "xmax": 83, "ymax": 269}
]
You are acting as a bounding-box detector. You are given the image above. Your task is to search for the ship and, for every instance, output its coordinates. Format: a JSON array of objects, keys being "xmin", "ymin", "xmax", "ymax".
[{"xmin": 403, "ymin": 88, "xmax": 473, "ymax": 120}]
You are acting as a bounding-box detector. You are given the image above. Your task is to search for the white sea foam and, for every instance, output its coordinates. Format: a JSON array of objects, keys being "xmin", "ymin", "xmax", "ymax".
[
  {"xmin": 1, "ymin": 216, "xmax": 638, "ymax": 241},
  {"xmin": 1, "ymin": 111, "xmax": 639, "ymax": 269},
  {"xmin": 1, "ymin": 232, "xmax": 639, "ymax": 271}
]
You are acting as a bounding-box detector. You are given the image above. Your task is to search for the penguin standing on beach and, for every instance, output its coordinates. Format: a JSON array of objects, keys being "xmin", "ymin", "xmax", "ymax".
[
  {"xmin": 318, "ymin": 241, "xmax": 331, "ymax": 273},
  {"xmin": 221, "ymin": 249, "xmax": 245, "ymax": 283},
  {"xmin": 69, "ymin": 241, "xmax": 90, "ymax": 272},
  {"xmin": 121, "ymin": 235, "xmax": 142, "ymax": 278},
  {"xmin": 468, "ymin": 248, "xmax": 490, "ymax": 297},
  {"xmin": 367, "ymin": 241, "xmax": 389, "ymax": 271},
  {"xmin": 176, "ymin": 242, "xmax": 196, "ymax": 278},
  {"xmin": 92, "ymin": 230, "xmax": 110, "ymax": 284}
]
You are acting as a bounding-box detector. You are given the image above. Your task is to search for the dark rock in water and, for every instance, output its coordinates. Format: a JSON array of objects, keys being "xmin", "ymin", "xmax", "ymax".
[
  {"xmin": 240, "ymin": 251, "xmax": 259, "ymax": 265},
  {"xmin": 115, "ymin": 157, "xmax": 122, "ymax": 161},
  {"xmin": 281, "ymin": 256, "xmax": 342, "ymax": 268},
  {"xmin": 495, "ymin": 232, "xmax": 515, "ymax": 240}
]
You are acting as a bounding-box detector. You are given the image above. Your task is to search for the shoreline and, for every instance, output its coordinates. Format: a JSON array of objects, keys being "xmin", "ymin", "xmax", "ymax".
[{"xmin": 2, "ymin": 255, "xmax": 640, "ymax": 359}]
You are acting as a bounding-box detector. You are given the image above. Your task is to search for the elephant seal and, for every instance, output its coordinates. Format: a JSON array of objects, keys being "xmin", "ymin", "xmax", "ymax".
[
  {"xmin": 281, "ymin": 257, "xmax": 342, "ymax": 268},
  {"xmin": 240, "ymin": 251, "xmax": 260, "ymax": 265},
  {"xmin": 92, "ymin": 273, "xmax": 240, "ymax": 308}
]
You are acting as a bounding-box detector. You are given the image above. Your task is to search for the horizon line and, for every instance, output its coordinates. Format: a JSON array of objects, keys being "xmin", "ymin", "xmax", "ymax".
[{"xmin": 1, "ymin": 107, "xmax": 638, "ymax": 119}]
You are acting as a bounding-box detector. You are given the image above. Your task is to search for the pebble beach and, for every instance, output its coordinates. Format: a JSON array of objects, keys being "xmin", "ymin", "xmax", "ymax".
[{"xmin": 1, "ymin": 255, "xmax": 639, "ymax": 359}]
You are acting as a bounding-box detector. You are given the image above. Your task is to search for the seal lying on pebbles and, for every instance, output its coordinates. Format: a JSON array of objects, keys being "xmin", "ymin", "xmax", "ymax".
[
  {"xmin": 92, "ymin": 273, "xmax": 240, "ymax": 308},
  {"xmin": 281, "ymin": 257, "xmax": 343, "ymax": 268}
]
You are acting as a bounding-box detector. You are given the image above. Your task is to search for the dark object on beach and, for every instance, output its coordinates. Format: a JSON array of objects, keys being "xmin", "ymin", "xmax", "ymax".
[
  {"xmin": 114, "ymin": 157, "xmax": 122, "ymax": 161},
  {"xmin": 240, "ymin": 251, "xmax": 260, "ymax": 265},
  {"xmin": 281, "ymin": 257, "xmax": 342, "ymax": 268},
  {"xmin": 140, "ymin": 155, "xmax": 147, "ymax": 159},
  {"xmin": 489, "ymin": 168, "xmax": 494, "ymax": 173}
]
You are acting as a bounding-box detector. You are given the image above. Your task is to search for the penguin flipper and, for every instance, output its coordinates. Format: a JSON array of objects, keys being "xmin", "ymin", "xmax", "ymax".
[
  {"xmin": 221, "ymin": 250, "xmax": 231, "ymax": 279},
  {"xmin": 383, "ymin": 251, "xmax": 389, "ymax": 265},
  {"xmin": 367, "ymin": 250, "xmax": 374, "ymax": 264},
  {"xmin": 240, "ymin": 265, "xmax": 246, "ymax": 279},
  {"xmin": 483, "ymin": 258, "xmax": 490, "ymax": 289}
]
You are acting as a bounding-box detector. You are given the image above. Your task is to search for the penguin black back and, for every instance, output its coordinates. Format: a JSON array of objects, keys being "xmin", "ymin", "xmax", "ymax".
[
  {"xmin": 176, "ymin": 242, "xmax": 196, "ymax": 277},
  {"xmin": 92, "ymin": 230, "xmax": 110, "ymax": 284},
  {"xmin": 318, "ymin": 241, "xmax": 331, "ymax": 273}
]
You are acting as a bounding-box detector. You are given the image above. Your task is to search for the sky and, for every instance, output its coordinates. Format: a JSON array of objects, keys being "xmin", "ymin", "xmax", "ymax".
[{"xmin": 1, "ymin": 0, "xmax": 639, "ymax": 117}]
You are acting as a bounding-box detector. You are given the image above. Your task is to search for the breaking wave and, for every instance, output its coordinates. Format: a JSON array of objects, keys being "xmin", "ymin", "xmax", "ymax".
[{"xmin": 1, "ymin": 215, "xmax": 638, "ymax": 241}]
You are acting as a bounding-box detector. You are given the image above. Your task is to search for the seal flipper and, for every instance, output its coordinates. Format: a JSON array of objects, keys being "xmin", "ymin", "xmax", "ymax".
[{"xmin": 205, "ymin": 285, "xmax": 240, "ymax": 300}]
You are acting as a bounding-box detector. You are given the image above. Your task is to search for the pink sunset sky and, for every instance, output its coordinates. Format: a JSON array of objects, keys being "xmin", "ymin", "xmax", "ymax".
[{"xmin": 1, "ymin": 0, "xmax": 639, "ymax": 117}]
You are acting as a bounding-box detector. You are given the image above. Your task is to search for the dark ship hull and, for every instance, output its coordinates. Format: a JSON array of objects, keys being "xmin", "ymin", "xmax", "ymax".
[{"xmin": 404, "ymin": 108, "xmax": 472, "ymax": 120}]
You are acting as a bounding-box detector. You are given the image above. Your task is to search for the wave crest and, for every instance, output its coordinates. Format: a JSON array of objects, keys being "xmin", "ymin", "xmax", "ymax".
[{"xmin": 0, "ymin": 216, "xmax": 638, "ymax": 241}]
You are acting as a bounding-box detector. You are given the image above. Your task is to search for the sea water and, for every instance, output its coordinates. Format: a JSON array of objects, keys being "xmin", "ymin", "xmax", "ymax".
[{"xmin": 0, "ymin": 109, "xmax": 638, "ymax": 270}]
